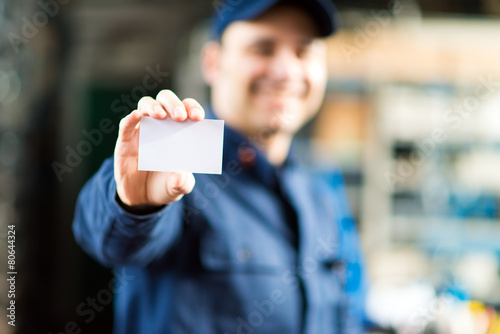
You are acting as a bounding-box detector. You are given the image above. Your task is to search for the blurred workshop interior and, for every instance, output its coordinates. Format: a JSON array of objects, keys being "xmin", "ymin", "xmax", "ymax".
[{"xmin": 1, "ymin": 0, "xmax": 500, "ymax": 333}]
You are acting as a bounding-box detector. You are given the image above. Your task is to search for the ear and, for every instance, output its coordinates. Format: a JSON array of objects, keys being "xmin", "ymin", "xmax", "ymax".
[{"xmin": 201, "ymin": 41, "xmax": 222, "ymax": 86}]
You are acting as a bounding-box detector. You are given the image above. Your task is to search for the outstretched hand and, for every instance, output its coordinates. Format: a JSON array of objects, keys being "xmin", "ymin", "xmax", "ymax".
[{"xmin": 114, "ymin": 90, "xmax": 205, "ymax": 208}]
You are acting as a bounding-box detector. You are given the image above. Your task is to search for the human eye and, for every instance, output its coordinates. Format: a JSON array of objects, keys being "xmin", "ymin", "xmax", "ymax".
[
  {"xmin": 251, "ymin": 41, "xmax": 274, "ymax": 56},
  {"xmin": 296, "ymin": 43, "xmax": 313, "ymax": 59}
]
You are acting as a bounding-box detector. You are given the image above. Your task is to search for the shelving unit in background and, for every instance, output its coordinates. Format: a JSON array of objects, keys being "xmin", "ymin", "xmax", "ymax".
[
  {"xmin": 310, "ymin": 15, "xmax": 500, "ymax": 328},
  {"xmin": 319, "ymin": 16, "xmax": 500, "ymax": 249},
  {"xmin": 373, "ymin": 82, "xmax": 500, "ymax": 250}
]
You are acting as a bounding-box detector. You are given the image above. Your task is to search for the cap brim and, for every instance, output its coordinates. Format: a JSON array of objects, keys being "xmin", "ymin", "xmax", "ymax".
[{"xmin": 211, "ymin": 0, "xmax": 341, "ymax": 40}]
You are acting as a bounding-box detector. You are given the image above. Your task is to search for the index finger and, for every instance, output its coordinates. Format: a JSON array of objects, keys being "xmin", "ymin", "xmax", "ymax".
[{"xmin": 118, "ymin": 110, "xmax": 142, "ymax": 141}]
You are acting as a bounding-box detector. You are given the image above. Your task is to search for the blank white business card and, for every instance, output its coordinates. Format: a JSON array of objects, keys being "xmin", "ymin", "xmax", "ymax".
[{"xmin": 138, "ymin": 117, "xmax": 224, "ymax": 174}]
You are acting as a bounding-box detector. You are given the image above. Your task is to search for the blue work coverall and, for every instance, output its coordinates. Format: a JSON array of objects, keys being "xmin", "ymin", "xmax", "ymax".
[{"xmin": 73, "ymin": 111, "xmax": 367, "ymax": 333}]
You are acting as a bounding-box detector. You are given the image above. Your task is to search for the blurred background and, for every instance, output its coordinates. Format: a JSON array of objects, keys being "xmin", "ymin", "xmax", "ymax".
[{"xmin": 1, "ymin": 0, "xmax": 500, "ymax": 333}]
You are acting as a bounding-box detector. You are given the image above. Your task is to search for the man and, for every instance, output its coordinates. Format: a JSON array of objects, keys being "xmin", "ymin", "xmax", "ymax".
[{"xmin": 73, "ymin": 0, "xmax": 367, "ymax": 333}]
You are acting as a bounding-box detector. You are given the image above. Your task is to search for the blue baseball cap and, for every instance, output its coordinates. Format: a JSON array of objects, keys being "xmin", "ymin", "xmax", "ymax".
[{"xmin": 211, "ymin": 0, "xmax": 341, "ymax": 40}]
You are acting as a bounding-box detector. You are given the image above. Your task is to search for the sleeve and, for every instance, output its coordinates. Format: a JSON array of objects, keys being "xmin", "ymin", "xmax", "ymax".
[
  {"xmin": 72, "ymin": 158, "xmax": 185, "ymax": 267},
  {"xmin": 324, "ymin": 169, "xmax": 369, "ymax": 333}
]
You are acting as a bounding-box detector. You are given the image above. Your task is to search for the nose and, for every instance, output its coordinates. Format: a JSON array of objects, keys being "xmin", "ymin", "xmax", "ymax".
[{"xmin": 267, "ymin": 48, "xmax": 303, "ymax": 81}]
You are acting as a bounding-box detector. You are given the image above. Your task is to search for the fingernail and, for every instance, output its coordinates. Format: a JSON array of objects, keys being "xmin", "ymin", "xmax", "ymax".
[
  {"xmin": 173, "ymin": 106, "xmax": 184, "ymax": 118},
  {"xmin": 154, "ymin": 105, "xmax": 165, "ymax": 115},
  {"xmin": 191, "ymin": 108, "xmax": 202, "ymax": 119}
]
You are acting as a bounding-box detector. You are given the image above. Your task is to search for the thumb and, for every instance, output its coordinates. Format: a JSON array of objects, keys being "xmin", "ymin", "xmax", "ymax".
[{"xmin": 166, "ymin": 172, "xmax": 196, "ymax": 199}]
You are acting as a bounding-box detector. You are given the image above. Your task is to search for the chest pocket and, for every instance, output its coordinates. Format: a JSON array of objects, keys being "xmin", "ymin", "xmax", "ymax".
[{"xmin": 199, "ymin": 233, "xmax": 293, "ymax": 275}]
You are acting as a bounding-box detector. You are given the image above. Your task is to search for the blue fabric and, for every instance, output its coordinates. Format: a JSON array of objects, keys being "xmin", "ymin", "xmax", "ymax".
[{"xmin": 73, "ymin": 112, "xmax": 367, "ymax": 333}]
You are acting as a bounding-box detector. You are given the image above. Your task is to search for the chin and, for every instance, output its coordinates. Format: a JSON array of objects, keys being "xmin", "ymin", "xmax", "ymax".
[
  {"xmin": 249, "ymin": 97, "xmax": 307, "ymax": 129},
  {"xmin": 269, "ymin": 118, "xmax": 302, "ymax": 135}
]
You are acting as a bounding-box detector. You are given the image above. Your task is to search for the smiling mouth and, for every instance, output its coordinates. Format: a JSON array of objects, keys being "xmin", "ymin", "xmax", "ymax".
[
  {"xmin": 257, "ymin": 91, "xmax": 299, "ymax": 99},
  {"xmin": 251, "ymin": 80, "xmax": 307, "ymax": 98},
  {"xmin": 252, "ymin": 91, "xmax": 300, "ymax": 111}
]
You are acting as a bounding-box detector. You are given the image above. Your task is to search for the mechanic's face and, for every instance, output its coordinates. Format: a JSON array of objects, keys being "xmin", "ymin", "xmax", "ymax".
[{"xmin": 209, "ymin": 4, "xmax": 328, "ymax": 140}]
